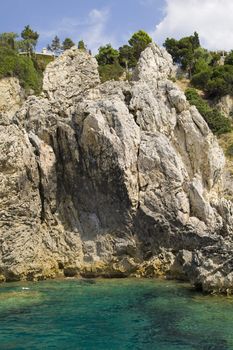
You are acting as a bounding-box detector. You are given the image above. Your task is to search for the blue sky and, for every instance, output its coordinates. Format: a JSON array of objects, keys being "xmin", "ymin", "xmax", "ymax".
[
  {"xmin": 0, "ymin": 0, "xmax": 165, "ymax": 52},
  {"xmin": 1, "ymin": 0, "xmax": 233, "ymax": 53}
]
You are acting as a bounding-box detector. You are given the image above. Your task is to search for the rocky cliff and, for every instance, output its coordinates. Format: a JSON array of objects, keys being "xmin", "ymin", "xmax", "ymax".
[{"xmin": 1, "ymin": 44, "xmax": 233, "ymax": 293}]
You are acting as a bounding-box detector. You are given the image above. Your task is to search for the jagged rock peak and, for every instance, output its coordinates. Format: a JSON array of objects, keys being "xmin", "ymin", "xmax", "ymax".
[
  {"xmin": 1, "ymin": 42, "xmax": 233, "ymax": 294},
  {"xmin": 132, "ymin": 42, "xmax": 176, "ymax": 82},
  {"xmin": 43, "ymin": 46, "xmax": 100, "ymax": 101}
]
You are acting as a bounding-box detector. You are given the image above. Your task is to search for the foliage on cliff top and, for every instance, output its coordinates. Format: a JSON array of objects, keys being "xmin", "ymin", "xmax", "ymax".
[
  {"xmin": 165, "ymin": 32, "xmax": 233, "ymax": 101},
  {"xmin": 185, "ymin": 88, "xmax": 232, "ymax": 135},
  {"xmin": 0, "ymin": 27, "xmax": 44, "ymax": 94},
  {"xmin": 96, "ymin": 30, "xmax": 152, "ymax": 82},
  {"xmin": 0, "ymin": 47, "xmax": 42, "ymax": 94}
]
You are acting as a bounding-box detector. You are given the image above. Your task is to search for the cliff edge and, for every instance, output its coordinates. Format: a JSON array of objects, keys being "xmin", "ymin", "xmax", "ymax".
[{"xmin": 1, "ymin": 44, "xmax": 233, "ymax": 293}]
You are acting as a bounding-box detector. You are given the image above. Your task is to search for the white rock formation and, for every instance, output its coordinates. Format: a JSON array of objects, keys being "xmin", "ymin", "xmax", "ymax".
[
  {"xmin": 0, "ymin": 44, "xmax": 233, "ymax": 293},
  {"xmin": 0, "ymin": 78, "xmax": 24, "ymax": 119}
]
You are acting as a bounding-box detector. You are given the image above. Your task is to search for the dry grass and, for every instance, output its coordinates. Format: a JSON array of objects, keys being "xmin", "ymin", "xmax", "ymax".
[
  {"xmin": 175, "ymin": 78, "xmax": 205, "ymax": 98},
  {"xmin": 175, "ymin": 78, "xmax": 190, "ymax": 92}
]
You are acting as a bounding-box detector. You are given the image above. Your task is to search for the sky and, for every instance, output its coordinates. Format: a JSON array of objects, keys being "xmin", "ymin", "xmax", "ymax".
[{"xmin": 1, "ymin": 0, "xmax": 233, "ymax": 53}]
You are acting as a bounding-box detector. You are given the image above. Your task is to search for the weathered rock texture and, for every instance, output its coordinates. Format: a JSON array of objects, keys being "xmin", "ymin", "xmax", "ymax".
[
  {"xmin": 215, "ymin": 95, "xmax": 233, "ymax": 118},
  {"xmin": 0, "ymin": 78, "xmax": 24, "ymax": 119},
  {"xmin": 1, "ymin": 45, "xmax": 233, "ymax": 293}
]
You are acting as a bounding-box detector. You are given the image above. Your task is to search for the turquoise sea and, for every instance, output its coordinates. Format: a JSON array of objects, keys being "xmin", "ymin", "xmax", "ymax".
[{"xmin": 0, "ymin": 278, "xmax": 233, "ymax": 349}]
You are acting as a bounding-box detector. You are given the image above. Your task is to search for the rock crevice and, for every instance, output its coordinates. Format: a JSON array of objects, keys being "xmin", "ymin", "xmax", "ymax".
[{"xmin": 1, "ymin": 44, "xmax": 233, "ymax": 293}]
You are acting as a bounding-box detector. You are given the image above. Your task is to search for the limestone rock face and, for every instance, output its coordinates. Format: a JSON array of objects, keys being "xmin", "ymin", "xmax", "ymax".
[
  {"xmin": 0, "ymin": 78, "xmax": 24, "ymax": 119},
  {"xmin": 216, "ymin": 95, "xmax": 233, "ymax": 118},
  {"xmin": 42, "ymin": 47, "xmax": 100, "ymax": 112},
  {"xmin": 1, "ymin": 45, "xmax": 233, "ymax": 293}
]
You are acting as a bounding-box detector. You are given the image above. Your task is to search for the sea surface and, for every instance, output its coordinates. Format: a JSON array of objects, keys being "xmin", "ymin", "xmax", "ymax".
[{"xmin": 0, "ymin": 278, "xmax": 233, "ymax": 349}]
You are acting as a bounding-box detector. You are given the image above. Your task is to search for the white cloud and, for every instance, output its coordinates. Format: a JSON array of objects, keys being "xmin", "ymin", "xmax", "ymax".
[
  {"xmin": 39, "ymin": 8, "xmax": 116, "ymax": 53},
  {"xmin": 81, "ymin": 8, "xmax": 117, "ymax": 54},
  {"xmin": 152, "ymin": 0, "xmax": 233, "ymax": 51}
]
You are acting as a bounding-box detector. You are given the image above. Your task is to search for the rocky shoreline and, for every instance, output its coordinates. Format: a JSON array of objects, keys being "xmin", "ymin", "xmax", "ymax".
[{"xmin": 1, "ymin": 44, "xmax": 233, "ymax": 294}]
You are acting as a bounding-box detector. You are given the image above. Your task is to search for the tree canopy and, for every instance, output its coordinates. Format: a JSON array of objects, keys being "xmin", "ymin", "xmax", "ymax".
[
  {"xmin": 164, "ymin": 32, "xmax": 200, "ymax": 77},
  {"xmin": 62, "ymin": 38, "xmax": 75, "ymax": 51},
  {"xmin": 21, "ymin": 25, "xmax": 39, "ymax": 54},
  {"xmin": 78, "ymin": 40, "xmax": 86, "ymax": 50},
  {"xmin": 128, "ymin": 30, "xmax": 152, "ymax": 61},
  {"xmin": 0, "ymin": 32, "xmax": 18, "ymax": 50},
  {"xmin": 0, "ymin": 25, "xmax": 233, "ymax": 118},
  {"xmin": 95, "ymin": 30, "xmax": 152, "ymax": 81},
  {"xmin": 47, "ymin": 36, "xmax": 62, "ymax": 56},
  {"xmin": 225, "ymin": 51, "xmax": 233, "ymax": 66},
  {"xmin": 96, "ymin": 44, "xmax": 119, "ymax": 66}
]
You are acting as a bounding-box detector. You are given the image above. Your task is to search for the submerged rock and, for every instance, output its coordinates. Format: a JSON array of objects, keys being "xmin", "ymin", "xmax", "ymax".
[{"xmin": 0, "ymin": 44, "xmax": 233, "ymax": 293}]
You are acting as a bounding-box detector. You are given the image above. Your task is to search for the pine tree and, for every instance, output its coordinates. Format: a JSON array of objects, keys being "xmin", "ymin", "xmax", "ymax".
[
  {"xmin": 78, "ymin": 40, "xmax": 86, "ymax": 50},
  {"xmin": 62, "ymin": 38, "xmax": 75, "ymax": 51},
  {"xmin": 128, "ymin": 30, "xmax": 152, "ymax": 61},
  {"xmin": 48, "ymin": 36, "xmax": 62, "ymax": 56},
  {"xmin": 21, "ymin": 25, "xmax": 39, "ymax": 54}
]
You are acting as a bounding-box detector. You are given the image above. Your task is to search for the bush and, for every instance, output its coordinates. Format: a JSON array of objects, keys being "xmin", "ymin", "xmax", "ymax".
[
  {"xmin": 225, "ymin": 51, "xmax": 233, "ymax": 66},
  {"xmin": 185, "ymin": 88, "xmax": 232, "ymax": 135},
  {"xmin": 16, "ymin": 56, "xmax": 42, "ymax": 94},
  {"xmin": 206, "ymin": 65, "xmax": 233, "ymax": 98},
  {"xmin": 206, "ymin": 108, "xmax": 232, "ymax": 134},
  {"xmin": 191, "ymin": 65, "xmax": 233, "ymax": 99},
  {"xmin": 32, "ymin": 54, "xmax": 54, "ymax": 72},
  {"xmin": 0, "ymin": 47, "xmax": 42, "ymax": 94},
  {"xmin": 0, "ymin": 47, "xmax": 17, "ymax": 77},
  {"xmin": 98, "ymin": 61, "xmax": 125, "ymax": 82},
  {"xmin": 191, "ymin": 70, "xmax": 212, "ymax": 90}
]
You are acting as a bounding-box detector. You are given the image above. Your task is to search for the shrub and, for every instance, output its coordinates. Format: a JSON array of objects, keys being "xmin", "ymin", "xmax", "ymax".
[
  {"xmin": 206, "ymin": 65, "xmax": 233, "ymax": 98},
  {"xmin": 0, "ymin": 47, "xmax": 17, "ymax": 77},
  {"xmin": 98, "ymin": 61, "xmax": 125, "ymax": 82},
  {"xmin": 191, "ymin": 70, "xmax": 212, "ymax": 90},
  {"xmin": 15, "ymin": 56, "xmax": 42, "ymax": 94},
  {"xmin": 185, "ymin": 88, "xmax": 232, "ymax": 135},
  {"xmin": 191, "ymin": 65, "xmax": 233, "ymax": 99},
  {"xmin": 225, "ymin": 51, "xmax": 233, "ymax": 66},
  {"xmin": 0, "ymin": 47, "xmax": 42, "ymax": 94},
  {"xmin": 32, "ymin": 54, "xmax": 54, "ymax": 72}
]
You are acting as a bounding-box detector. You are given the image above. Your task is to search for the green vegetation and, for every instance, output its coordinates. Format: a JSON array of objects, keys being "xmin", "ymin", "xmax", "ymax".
[
  {"xmin": 185, "ymin": 88, "xmax": 232, "ymax": 135},
  {"xmin": 78, "ymin": 40, "xmax": 86, "ymax": 50},
  {"xmin": 0, "ymin": 27, "xmax": 90, "ymax": 94},
  {"xmin": 96, "ymin": 30, "xmax": 152, "ymax": 82},
  {"xmin": 193, "ymin": 65, "xmax": 233, "ymax": 98},
  {"xmin": 0, "ymin": 47, "xmax": 42, "ymax": 94},
  {"xmin": 96, "ymin": 44, "xmax": 119, "ymax": 65},
  {"xmin": 0, "ymin": 27, "xmax": 43, "ymax": 94},
  {"xmin": 20, "ymin": 25, "xmax": 39, "ymax": 54},
  {"xmin": 164, "ymin": 32, "xmax": 233, "ymax": 101},
  {"xmin": 164, "ymin": 32, "xmax": 200, "ymax": 78},
  {"xmin": 225, "ymin": 51, "xmax": 233, "ymax": 66},
  {"xmin": 1, "ymin": 24, "xmax": 233, "ymax": 141},
  {"xmin": 47, "ymin": 36, "xmax": 87, "ymax": 54},
  {"xmin": 32, "ymin": 54, "xmax": 54, "ymax": 72},
  {"xmin": 62, "ymin": 38, "xmax": 75, "ymax": 51},
  {"xmin": 128, "ymin": 30, "xmax": 152, "ymax": 61},
  {"xmin": 164, "ymin": 32, "xmax": 233, "ymax": 135},
  {"xmin": 47, "ymin": 35, "xmax": 62, "ymax": 56},
  {"xmin": 0, "ymin": 26, "xmax": 54, "ymax": 94},
  {"xmin": 98, "ymin": 62, "xmax": 124, "ymax": 83}
]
